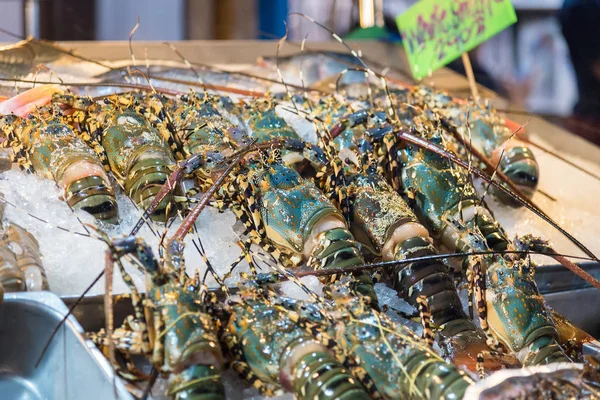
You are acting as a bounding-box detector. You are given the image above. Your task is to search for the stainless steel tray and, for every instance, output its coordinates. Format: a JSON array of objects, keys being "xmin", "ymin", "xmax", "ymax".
[
  {"xmin": 0, "ymin": 292, "xmax": 131, "ymax": 400},
  {"xmin": 536, "ymin": 263, "xmax": 600, "ymax": 337}
]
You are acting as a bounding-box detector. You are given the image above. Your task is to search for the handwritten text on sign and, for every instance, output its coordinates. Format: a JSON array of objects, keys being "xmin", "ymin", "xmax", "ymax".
[{"xmin": 396, "ymin": 0, "xmax": 517, "ymax": 80}]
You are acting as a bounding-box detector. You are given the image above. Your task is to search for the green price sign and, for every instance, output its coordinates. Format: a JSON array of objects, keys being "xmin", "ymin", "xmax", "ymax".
[{"xmin": 396, "ymin": 0, "xmax": 517, "ymax": 80}]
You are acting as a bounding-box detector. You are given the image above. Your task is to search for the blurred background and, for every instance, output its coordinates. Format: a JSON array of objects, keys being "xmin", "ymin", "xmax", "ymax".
[{"xmin": 0, "ymin": 0, "xmax": 597, "ymax": 142}]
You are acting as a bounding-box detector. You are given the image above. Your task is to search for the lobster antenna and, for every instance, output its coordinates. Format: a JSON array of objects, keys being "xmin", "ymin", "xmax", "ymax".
[
  {"xmin": 497, "ymin": 107, "xmax": 600, "ymax": 137},
  {"xmin": 127, "ymin": 15, "xmax": 140, "ymax": 74},
  {"xmin": 0, "ymin": 26, "xmax": 26, "ymax": 40},
  {"xmin": 128, "ymin": 67, "xmax": 182, "ymax": 157},
  {"xmin": 0, "ymin": 189, "xmax": 95, "ymax": 238},
  {"xmin": 298, "ymin": 35, "xmax": 314, "ymax": 113},
  {"xmin": 275, "ymin": 22, "xmax": 301, "ymax": 115},
  {"xmin": 264, "ymin": 258, "xmax": 325, "ymax": 305},
  {"xmin": 295, "ymin": 34, "xmax": 344, "ymax": 149},
  {"xmin": 155, "ymin": 210, "xmax": 180, "ymax": 269},
  {"xmin": 32, "ymin": 64, "xmax": 65, "ymax": 87},
  {"xmin": 331, "ymin": 67, "xmax": 397, "ymax": 121},
  {"xmin": 276, "ymin": 104, "xmax": 339, "ymax": 154},
  {"xmin": 144, "ymin": 47, "xmax": 150, "ymax": 79},
  {"xmin": 289, "ymin": 12, "xmax": 399, "ymax": 116},
  {"xmin": 163, "ymin": 42, "xmax": 207, "ymax": 93},
  {"xmin": 140, "ymin": 368, "xmax": 159, "ymax": 400},
  {"xmin": 0, "ymin": 26, "xmax": 115, "ymax": 71},
  {"xmin": 160, "ymin": 43, "xmax": 264, "ymax": 98},
  {"xmin": 399, "ymin": 129, "xmax": 600, "ymax": 262},
  {"xmin": 191, "ymin": 58, "xmax": 318, "ymax": 93},
  {"xmin": 289, "ymin": 13, "xmax": 375, "ymax": 105},
  {"xmin": 130, "ymin": 68, "xmax": 158, "ymax": 94},
  {"xmin": 454, "ymin": 107, "xmax": 476, "ymax": 222},
  {"xmin": 294, "ymin": 36, "xmax": 354, "ymax": 166},
  {"xmin": 127, "ymin": 153, "xmax": 204, "ymax": 237},
  {"xmin": 190, "ymin": 223, "xmax": 230, "ymax": 296},
  {"xmin": 375, "ymin": 67, "xmax": 397, "ymax": 121},
  {"xmin": 36, "ymin": 269, "xmax": 105, "ymax": 367},
  {"xmin": 113, "ymin": 177, "xmax": 159, "ymax": 239},
  {"xmin": 523, "ymin": 136, "xmax": 600, "ymax": 183},
  {"xmin": 162, "ymin": 42, "xmax": 263, "ymax": 98},
  {"xmin": 274, "ymin": 24, "xmax": 341, "ymax": 185},
  {"xmin": 160, "ymin": 211, "xmax": 175, "ymax": 274}
]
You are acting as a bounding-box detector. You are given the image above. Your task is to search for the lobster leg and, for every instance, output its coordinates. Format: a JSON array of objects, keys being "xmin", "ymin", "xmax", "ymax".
[
  {"xmin": 416, "ymin": 295, "xmax": 435, "ymax": 347},
  {"xmin": 231, "ymin": 360, "xmax": 283, "ymax": 397},
  {"xmin": 88, "ymin": 326, "xmax": 144, "ymax": 356}
]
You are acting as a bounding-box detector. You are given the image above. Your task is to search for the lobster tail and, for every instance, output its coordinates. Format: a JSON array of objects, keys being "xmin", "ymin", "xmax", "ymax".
[
  {"xmin": 99, "ymin": 110, "xmax": 176, "ymax": 222},
  {"xmin": 291, "ymin": 349, "xmax": 370, "ymax": 400},
  {"xmin": 309, "ymin": 227, "xmax": 378, "ymax": 309},
  {"xmin": 406, "ymin": 352, "xmax": 472, "ymax": 399},
  {"xmin": 392, "ymin": 236, "xmax": 466, "ymax": 325},
  {"xmin": 485, "ymin": 257, "xmax": 571, "ymax": 366},
  {"xmin": 168, "ymin": 364, "xmax": 226, "ymax": 400},
  {"xmin": 524, "ymin": 335, "xmax": 571, "ymax": 366},
  {"xmin": 494, "ymin": 144, "xmax": 539, "ymax": 205},
  {"xmin": 125, "ymin": 152, "xmax": 174, "ymax": 221},
  {"xmin": 392, "ymin": 235, "xmax": 495, "ymax": 369},
  {"xmin": 65, "ymin": 175, "xmax": 118, "ymax": 222},
  {"xmin": 471, "ymin": 211, "xmax": 510, "ymax": 252},
  {"xmin": 337, "ymin": 289, "xmax": 474, "ymax": 399}
]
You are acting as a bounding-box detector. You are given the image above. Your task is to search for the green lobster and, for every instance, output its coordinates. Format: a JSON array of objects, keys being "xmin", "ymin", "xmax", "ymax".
[
  {"xmin": 0, "ymin": 111, "xmax": 119, "ymax": 222},
  {"xmin": 404, "ymin": 86, "xmax": 539, "ymax": 205},
  {"xmin": 234, "ymin": 275, "xmax": 474, "ymax": 399},
  {"xmin": 222, "ymin": 275, "xmax": 372, "ymax": 398},
  {"xmin": 223, "ymin": 154, "xmax": 379, "ymax": 308},
  {"xmin": 89, "ymin": 236, "xmax": 227, "ymax": 400},
  {"xmin": 320, "ymin": 279, "xmax": 474, "ymax": 400},
  {"xmin": 343, "ymin": 164, "xmax": 501, "ymax": 371},
  {"xmin": 52, "ymin": 93, "xmax": 176, "ymax": 221}
]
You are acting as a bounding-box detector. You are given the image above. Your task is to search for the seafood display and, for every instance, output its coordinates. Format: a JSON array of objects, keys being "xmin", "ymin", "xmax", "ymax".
[{"xmin": 0, "ymin": 31, "xmax": 599, "ymax": 400}]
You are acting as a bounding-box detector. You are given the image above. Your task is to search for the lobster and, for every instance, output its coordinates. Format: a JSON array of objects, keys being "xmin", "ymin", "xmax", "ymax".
[
  {"xmin": 89, "ymin": 236, "xmax": 227, "ymax": 399},
  {"xmin": 52, "ymin": 92, "xmax": 176, "ymax": 221},
  {"xmin": 0, "ymin": 109, "xmax": 119, "ymax": 222},
  {"xmin": 403, "ymin": 86, "xmax": 540, "ymax": 205},
  {"xmin": 221, "ymin": 152, "xmax": 379, "ymax": 308},
  {"xmin": 222, "ymin": 274, "xmax": 372, "ymax": 398}
]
